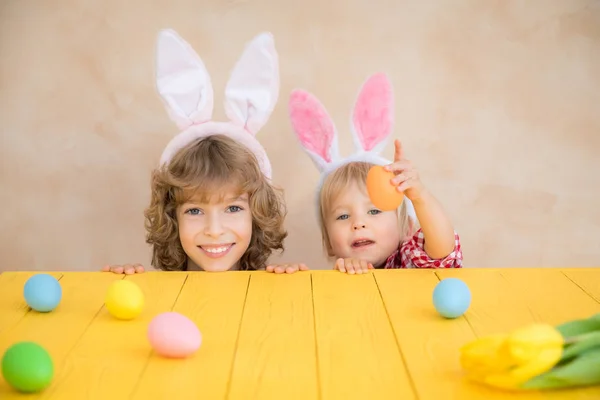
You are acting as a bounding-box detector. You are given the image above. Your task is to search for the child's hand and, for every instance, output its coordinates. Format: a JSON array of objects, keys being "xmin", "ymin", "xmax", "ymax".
[
  {"xmin": 101, "ymin": 263, "xmax": 145, "ymax": 275},
  {"xmin": 265, "ymin": 263, "xmax": 309, "ymax": 274},
  {"xmin": 334, "ymin": 258, "xmax": 373, "ymax": 274},
  {"xmin": 384, "ymin": 139, "xmax": 426, "ymax": 202}
]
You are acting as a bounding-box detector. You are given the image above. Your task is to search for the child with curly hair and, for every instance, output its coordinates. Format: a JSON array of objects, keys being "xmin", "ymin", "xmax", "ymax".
[
  {"xmin": 103, "ymin": 29, "xmax": 306, "ymax": 274},
  {"xmin": 287, "ymin": 73, "xmax": 463, "ymax": 274}
]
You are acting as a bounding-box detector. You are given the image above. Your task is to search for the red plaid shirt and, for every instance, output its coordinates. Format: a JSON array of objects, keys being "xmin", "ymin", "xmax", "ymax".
[{"xmin": 383, "ymin": 228, "xmax": 463, "ymax": 269}]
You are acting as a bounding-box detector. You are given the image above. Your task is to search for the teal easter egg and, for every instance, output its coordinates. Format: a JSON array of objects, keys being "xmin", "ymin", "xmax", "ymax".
[
  {"xmin": 23, "ymin": 274, "xmax": 62, "ymax": 312},
  {"xmin": 433, "ymin": 278, "xmax": 471, "ymax": 318},
  {"xmin": 1, "ymin": 342, "xmax": 54, "ymax": 393}
]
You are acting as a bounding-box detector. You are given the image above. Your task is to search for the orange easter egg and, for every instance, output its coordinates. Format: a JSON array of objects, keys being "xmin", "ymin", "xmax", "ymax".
[{"xmin": 366, "ymin": 165, "xmax": 405, "ymax": 211}]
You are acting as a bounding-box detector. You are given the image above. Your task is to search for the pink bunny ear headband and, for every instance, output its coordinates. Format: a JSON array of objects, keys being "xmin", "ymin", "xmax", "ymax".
[
  {"xmin": 289, "ymin": 73, "xmax": 417, "ymax": 221},
  {"xmin": 155, "ymin": 29, "xmax": 279, "ymax": 180}
]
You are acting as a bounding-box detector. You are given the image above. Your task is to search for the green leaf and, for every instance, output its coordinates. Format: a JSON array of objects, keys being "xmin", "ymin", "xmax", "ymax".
[
  {"xmin": 561, "ymin": 331, "xmax": 600, "ymax": 362},
  {"xmin": 556, "ymin": 315, "xmax": 600, "ymax": 338},
  {"xmin": 521, "ymin": 348, "xmax": 600, "ymax": 390}
]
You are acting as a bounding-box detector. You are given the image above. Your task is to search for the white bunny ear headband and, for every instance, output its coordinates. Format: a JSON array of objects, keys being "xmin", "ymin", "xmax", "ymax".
[
  {"xmin": 155, "ymin": 29, "xmax": 279, "ymax": 179},
  {"xmin": 288, "ymin": 73, "xmax": 417, "ymax": 221}
]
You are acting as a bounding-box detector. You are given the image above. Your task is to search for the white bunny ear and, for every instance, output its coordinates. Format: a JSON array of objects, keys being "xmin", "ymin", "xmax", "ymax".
[
  {"xmin": 156, "ymin": 29, "xmax": 214, "ymax": 130},
  {"xmin": 224, "ymin": 32, "xmax": 279, "ymax": 135},
  {"xmin": 350, "ymin": 73, "xmax": 394, "ymax": 155},
  {"xmin": 289, "ymin": 89, "xmax": 340, "ymax": 172}
]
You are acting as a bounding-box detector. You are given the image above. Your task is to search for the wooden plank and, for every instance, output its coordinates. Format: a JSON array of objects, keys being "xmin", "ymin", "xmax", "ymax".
[
  {"xmin": 437, "ymin": 268, "xmax": 600, "ymax": 336},
  {"xmin": 374, "ymin": 269, "xmax": 501, "ymax": 400},
  {"xmin": 0, "ymin": 272, "xmax": 121, "ymax": 399},
  {"xmin": 227, "ymin": 273, "xmax": 318, "ymax": 400},
  {"xmin": 312, "ymin": 271, "xmax": 416, "ymax": 400},
  {"xmin": 448, "ymin": 268, "xmax": 600, "ymax": 327},
  {"xmin": 132, "ymin": 272, "xmax": 250, "ymax": 400},
  {"xmin": 0, "ymin": 272, "xmax": 62, "ymax": 336},
  {"xmin": 41, "ymin": 272, "xmax": 188, "ymax": 400},
  {"xmin": 436, "ymin": 268, "xmax": 600, "ymax": 400},
  {"xmin": 562, "ymin": 268, "xmax": 600, "ymax": 304}
]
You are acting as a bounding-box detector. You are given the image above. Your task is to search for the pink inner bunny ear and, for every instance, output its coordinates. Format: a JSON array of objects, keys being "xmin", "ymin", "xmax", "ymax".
[
  {"xmin": 156, "ymin": 29, "xmax": 214, "ymax": 129},
  {"xmin": 224, "ymin": 32, "xmax": 279, "ymax": 135},
  {"xmin": 289, "ymin": 90, "xmax": 338, "ymax": 168},
  {"xmin": 352, "ymin": 73, "xmax": 394, "ymax": 152}
]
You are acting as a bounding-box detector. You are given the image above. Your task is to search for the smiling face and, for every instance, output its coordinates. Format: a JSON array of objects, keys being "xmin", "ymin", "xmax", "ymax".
[
  {"xmin": 177, "ymin": 189, "xmax": 252, "ymax": 272},
  {"xmin": 145, "ymin": 134, "xmax": 287, "ymax": 272}
]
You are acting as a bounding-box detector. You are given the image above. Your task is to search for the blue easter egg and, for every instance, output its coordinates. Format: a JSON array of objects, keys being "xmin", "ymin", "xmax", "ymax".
[
  {"xmin": 23, "ymin": 274, "xmax": 62, "ymax": 313},
  {"xmin": 432, "ymin": 278, "xmax": 471, "ymax": 319}
]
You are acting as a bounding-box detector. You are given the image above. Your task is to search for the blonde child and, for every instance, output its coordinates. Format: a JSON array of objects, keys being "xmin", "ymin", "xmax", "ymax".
[
  {"xmin": 103, "ymin": 29, "xmax": 306, "ymax": 274},
  {"xmin": 287, "ymin": 73, "xmax": 463, "ymax": 273}
]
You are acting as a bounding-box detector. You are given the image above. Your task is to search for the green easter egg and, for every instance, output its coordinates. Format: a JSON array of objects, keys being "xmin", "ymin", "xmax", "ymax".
[{"xmin": 1, "ymin": 342, "xmax": 53, "ymax": 393}]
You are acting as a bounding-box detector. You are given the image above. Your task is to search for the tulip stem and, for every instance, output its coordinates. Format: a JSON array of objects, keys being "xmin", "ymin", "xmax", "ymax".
[
  {"xmin": 560, "ymin": 330, "xmax": 600, "ymax": 364},
  {"xmin": 564, "ymin": 331, "xmax": 600, "ymax": 345}
]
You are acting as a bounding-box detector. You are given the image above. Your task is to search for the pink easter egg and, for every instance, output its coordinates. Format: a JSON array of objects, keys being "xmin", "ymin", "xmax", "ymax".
[{"xmin": 147, "ymin": 312, "xmax": 202, "ymax": 358}]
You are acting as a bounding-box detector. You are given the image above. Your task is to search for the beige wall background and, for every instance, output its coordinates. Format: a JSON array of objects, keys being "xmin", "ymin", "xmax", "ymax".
[{"xmin": 1, "ymin": 0, "xmax": 598, "ymax": 272}]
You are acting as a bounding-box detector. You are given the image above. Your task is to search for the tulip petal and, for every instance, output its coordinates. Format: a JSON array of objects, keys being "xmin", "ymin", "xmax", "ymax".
[
  {"xmin": 508, "ymin": 345, "xmax": 563, "ymax": 385},
  {"xmin": 521, "ymin": 348, "xmax": 600, "ymax": 390},
  {"xmin": 508, "ymin": 324, "xmax": 563, "ymax": 348},
  {"xmin": 460, "ymin": 335, "xmax": 512, "ymax": 373},
  {"xmin": 503, "ymin": 325, "xmax": 563, "ymax": 374},
  {"xmin": 460, "ymin": 325, "xmax": 564, "ymax": 390}
]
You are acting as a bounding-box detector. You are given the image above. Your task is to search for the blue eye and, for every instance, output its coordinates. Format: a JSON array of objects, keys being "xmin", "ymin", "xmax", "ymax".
[
  {"xmin": 185, "ymin": 208, "xmax": 201, "ymax": 215},
  {"xmin": 227, "ymin": 205, "xmax": 243, "ymax": 213},
  {"xmin": 336, "ymin": 214, "xmax": 349, "ymax": 220},
  {"xmin": 368, "ymin": 209, "xmax": 382, "ymax": 215}
]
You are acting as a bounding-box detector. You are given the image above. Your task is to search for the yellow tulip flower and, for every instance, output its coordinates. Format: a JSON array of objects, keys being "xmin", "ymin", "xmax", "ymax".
[{"xmin": 460, "ymin": 324, "xmax": 564, "ymax": 390}]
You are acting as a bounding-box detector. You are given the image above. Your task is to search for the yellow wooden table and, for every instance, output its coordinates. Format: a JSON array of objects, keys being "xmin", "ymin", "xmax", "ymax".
[{"xmin": 0, "ymin": 268, "xmax": 599, "ymax": 400}]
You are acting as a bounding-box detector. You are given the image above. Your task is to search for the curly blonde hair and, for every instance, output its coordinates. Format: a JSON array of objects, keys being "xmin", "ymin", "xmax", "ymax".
[
  {"xmin": 318, "ymin": 161, "xmax": 414, "ymax": 257},
  {"xmin": 144, "ymin": 134, "xmax": 287, "ymax": 271}
]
